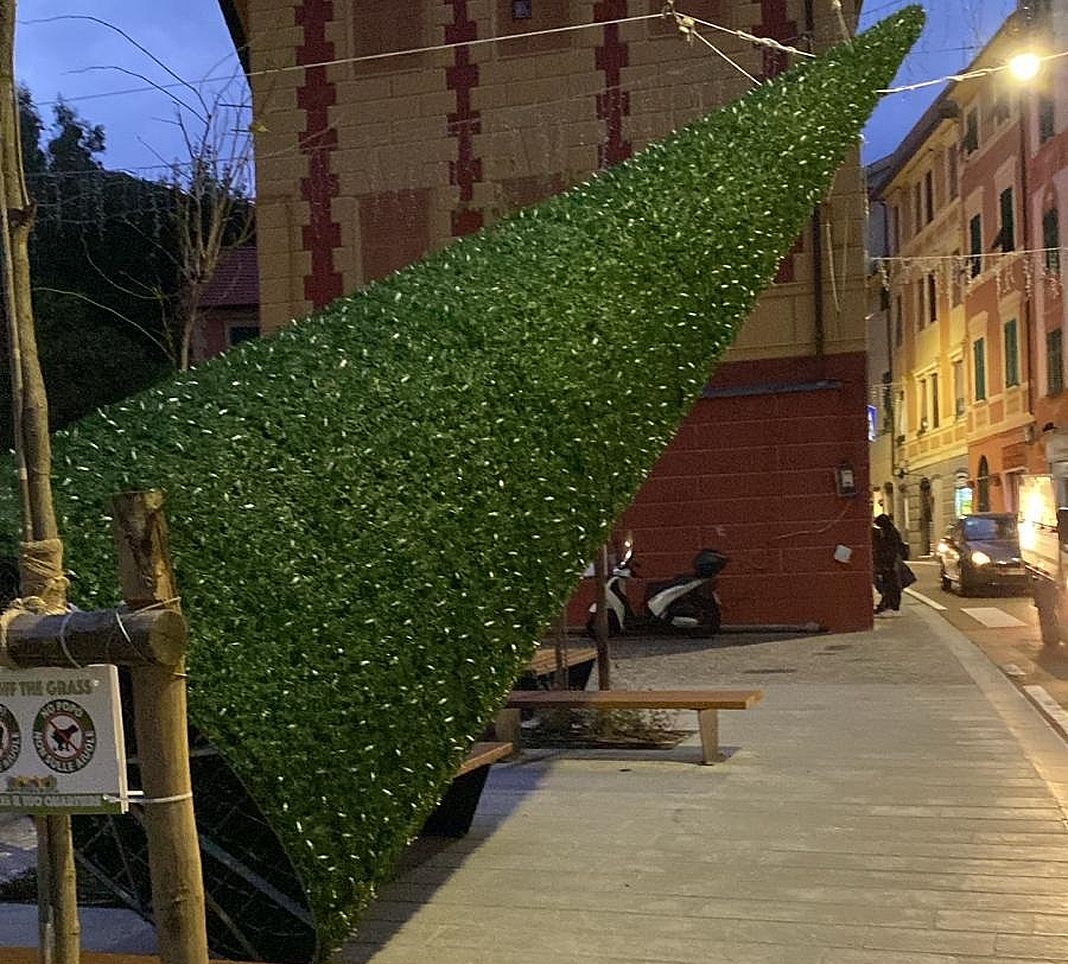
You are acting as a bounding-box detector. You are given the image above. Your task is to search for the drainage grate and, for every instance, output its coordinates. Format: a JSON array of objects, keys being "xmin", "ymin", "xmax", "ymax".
[{"xmin": 743, "ymin": 668, "xmax": 796, "ymax": 674}]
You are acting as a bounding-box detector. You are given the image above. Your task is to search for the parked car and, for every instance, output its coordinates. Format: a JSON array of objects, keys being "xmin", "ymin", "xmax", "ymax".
[{"xmin": 937, "ymin": 513, "xmax": 1029, "ymax": 596}]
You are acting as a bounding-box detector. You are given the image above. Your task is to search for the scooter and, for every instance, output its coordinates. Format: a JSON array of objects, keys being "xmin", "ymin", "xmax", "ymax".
[{"xmin": 586, "ymin": 545, "xmax": 728, "ymax": 637}]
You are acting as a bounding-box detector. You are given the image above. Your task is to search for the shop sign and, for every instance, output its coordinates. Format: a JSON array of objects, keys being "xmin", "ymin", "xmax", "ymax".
[
  {"xmin": 0, "ymin": 665, "xmax": 127, "ymax": 814},
  {"xmin": 954, "ymin": 468, "xmax": 970, "ymax": 489}
]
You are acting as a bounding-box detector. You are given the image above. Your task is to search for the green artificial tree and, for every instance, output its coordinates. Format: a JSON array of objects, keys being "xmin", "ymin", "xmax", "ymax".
[{"xmin": 1, "ymin": 9, "xmax": 923, "ymax": 959}]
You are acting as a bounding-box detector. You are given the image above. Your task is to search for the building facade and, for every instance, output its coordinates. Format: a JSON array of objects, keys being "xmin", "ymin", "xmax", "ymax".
[
  {"xmin": 870, "ymin": 1, "xmax": 1068, "ymax": 555},
  {"xmin": 1026, "ymin": 0, "xmax": 1068, "ymax": 446},
  {"xmin": 872, "ymin": 93, "xmax": 970, "ymax": 555},
  {"xmin": 220, "ymin": 0, "xmax": 876, "ymax": 631}
]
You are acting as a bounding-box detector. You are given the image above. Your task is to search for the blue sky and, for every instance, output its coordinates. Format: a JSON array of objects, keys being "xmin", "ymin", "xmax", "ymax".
[{"xmin": 14, "ymin": 0, "xmax": 1018, "ymax": 178}]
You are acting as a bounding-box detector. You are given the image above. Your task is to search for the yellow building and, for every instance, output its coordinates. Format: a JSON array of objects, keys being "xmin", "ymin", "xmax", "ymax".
[{"xmin": 874, "ymin": 92, "xmax": 969, "ymax": 555}]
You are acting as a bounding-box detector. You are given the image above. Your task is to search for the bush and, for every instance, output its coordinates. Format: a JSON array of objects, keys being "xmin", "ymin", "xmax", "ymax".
[{"xmin": 0, "ymin": 9, "xmax": 922, "ymax": 957}]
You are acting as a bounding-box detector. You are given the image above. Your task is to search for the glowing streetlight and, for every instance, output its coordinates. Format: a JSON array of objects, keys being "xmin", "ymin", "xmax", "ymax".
[{"xmin": 1008, "ymin": 51, "xmax": 1042, "ymax": 82}]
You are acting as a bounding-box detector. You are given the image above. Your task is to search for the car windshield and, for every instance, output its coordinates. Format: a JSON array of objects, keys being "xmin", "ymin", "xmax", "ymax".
[{"xmin": 963, "ymin": 516, "xmax": 1016, "ymax": 541}]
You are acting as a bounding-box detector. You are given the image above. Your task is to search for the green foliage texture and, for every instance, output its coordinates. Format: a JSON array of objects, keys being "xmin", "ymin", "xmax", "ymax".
[{"xmin": 2, "ymin": 9, "xmax": 921, "ymax": 956}]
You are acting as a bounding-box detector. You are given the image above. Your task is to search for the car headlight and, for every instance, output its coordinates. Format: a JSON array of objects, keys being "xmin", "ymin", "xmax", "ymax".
[{"xmin": 970, "ymin": 550, "xmax": 992, "ymax": 566}]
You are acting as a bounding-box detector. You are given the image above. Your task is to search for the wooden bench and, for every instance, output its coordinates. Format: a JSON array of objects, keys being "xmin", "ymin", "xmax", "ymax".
[
  {"xmin": 517, "ymin": 644, "xmax": 598, "ymax": 691},
  {"xmin": 6, "ymin": 954, "xmax": 252, "ymax": 964},
  {"xmin": 420, "ymin": 741, "xmax": 512, "ymax": 837},
  {"xmin": 499, "ymin": 689, "xmax": 763, "ymax": 764}
]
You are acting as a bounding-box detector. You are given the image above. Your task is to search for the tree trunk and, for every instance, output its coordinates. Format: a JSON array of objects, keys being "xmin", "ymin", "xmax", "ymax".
[{"xmin": 0, "ymin": 3, "xmax": 79, "ymax": 960}]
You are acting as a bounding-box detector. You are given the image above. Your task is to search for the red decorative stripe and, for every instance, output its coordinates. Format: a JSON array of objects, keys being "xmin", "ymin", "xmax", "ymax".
[
  {"xmin": 758, "ymin": 1, "xmax": 800, "ymax": 283},
  {"xmin": 296, "ymin": 0, "xmax": 342, "ymax": 306},
  {"xmin": 756, "ymin": 0, "xmax": 798, "ymax": 79},
  {"xmin": 445, "ymin": 1, "xmax": 484, "ymax": 237},
  {"xmin": 594, "ymin": 0, "xmax": 632, "ymax": 169}
]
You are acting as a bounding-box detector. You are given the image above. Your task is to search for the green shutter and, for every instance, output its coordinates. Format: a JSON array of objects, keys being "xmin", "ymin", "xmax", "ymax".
[{"xmin": 1005, "ymin": 319, "xmax": 1019, "ymax": 386}]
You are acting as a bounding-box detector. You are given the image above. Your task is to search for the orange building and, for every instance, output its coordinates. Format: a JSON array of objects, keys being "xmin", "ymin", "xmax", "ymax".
[{"xmin": 218, "ymin": 1, "xmax": 875, "ymax": 631}]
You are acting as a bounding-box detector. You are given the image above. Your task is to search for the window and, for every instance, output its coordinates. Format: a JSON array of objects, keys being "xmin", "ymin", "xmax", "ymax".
[
  {"xmin": 1044, "ymin": 207, "xmax": 1061, "ymax": 273},
  {"xmin": 1048, "ymin": 328, "xmax": 1064, "ymax": 395},
  {"xmin": 993, "ymin": 92, "xmax": 1011, "ymax": 125},
  {"xmin": 977, "ymin": 456, "xmax": 991, "ymax": 512},
  {"xmin": 890, "ymin": 204, "xmax": 900, "ymax": 253},
  {"xmin": 924, "ymin": 170, "xmax": 935, "ymax": 223},
  {"xmin": 963, "ymin": 515, "xmax": 1016, "ymax": 541},
  {"xmin": 914, "ymin": 183, "xmax": 922, "ymax": 234},
  {"xmin": 927, "ymin": 273, "xmax": 938, "ymax": 325},
  {"xmin": 228, "ymin": 325, "xmax": 260, "ymax": 347},
  {"xmin": 947, "ymin": 148, "xmax": 959, "ymax": 199},
  {"xmin": 969, "ymin": 213, "xmax": 983, "ymax": 276},
  {"xmin": 998, "ymin": 187, "xmax": 1015, "ymax": 252},
  {"xmin": 894, "ymin": 295, "xmax": 903, "ymax": 347},
  {"xmin": 974, "ymin": 337, "xmax": 987, "ymax": 400},
  {"xmin": 512, "ymin": 0, "xmax": 532, "ymax": 16},
  {"xmin": 1040, "ymin": 96, "xmax": 1055, "ymax": 142},
  {"xmin": 931, "ymin": 373, "xmax": 940, "ymax": 428},
  {"xmin": 1004, "ymin": 318, "xmax": 1020, "ymax": 387},
  {"xmin": 963, "ymin": 107, "xmax": 979, "ymax": 154},
  {"xmin": 951, "ymin": 250, "xmax": 963, "ymax": 306},
  {"xmin": 919, "ymin": 377, "xmax": 928, "ymax": 431}
]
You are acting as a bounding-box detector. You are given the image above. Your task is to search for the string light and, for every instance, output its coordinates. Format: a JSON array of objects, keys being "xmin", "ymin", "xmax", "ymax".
[
  {"xmin": 21, "ymin": 7, "xmax": 816, "ymax": 111},
  {"xmin": 878, "ymin": 49, "xmax": 1068, "ymax": 94}
]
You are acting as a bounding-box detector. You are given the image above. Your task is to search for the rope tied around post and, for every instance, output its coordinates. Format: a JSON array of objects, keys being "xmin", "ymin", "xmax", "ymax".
[{"xmin": 0, "ymin": 538, "xmax": 73, "ymax": 667}]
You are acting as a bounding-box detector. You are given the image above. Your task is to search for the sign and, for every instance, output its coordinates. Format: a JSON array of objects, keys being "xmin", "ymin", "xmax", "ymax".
[
  {"xmin": 954, "ymin": 468, "xmax": 970, "ymax": 489},
  {"xmin": 0, "ymin": 665, "xmax": 127, "ymax": 813},
  {"xmin": 867, "ymin": 404, "xmax": 878, "ymax": 442}
]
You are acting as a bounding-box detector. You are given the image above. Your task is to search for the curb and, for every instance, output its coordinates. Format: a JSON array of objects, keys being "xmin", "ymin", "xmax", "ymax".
[{"xmin": 1022, "ymin": 684, "xmax": 1068, "ymax": 741}]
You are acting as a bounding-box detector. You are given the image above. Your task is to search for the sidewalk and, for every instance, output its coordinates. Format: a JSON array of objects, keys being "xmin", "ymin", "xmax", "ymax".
[
  {"xmin": 6, "ymin": 598, "xmax": 1068, "ymax": 962},
  {"xmin": 341, "ymin": 601, "xmax": 1068, "ymax": 963}
]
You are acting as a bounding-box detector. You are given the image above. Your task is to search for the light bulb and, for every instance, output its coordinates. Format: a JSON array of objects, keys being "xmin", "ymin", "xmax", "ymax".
[{"xmin": 1008, "ymin": 52, "xmax": 1042, "ymax": 82}]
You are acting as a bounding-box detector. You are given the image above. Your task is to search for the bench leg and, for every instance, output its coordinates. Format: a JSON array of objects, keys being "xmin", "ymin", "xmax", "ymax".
[
  {"xmin": 496, "ymin": 709, "xmax": 522, "ymax": 756},
  {"xmin": 698, "ymin": 709, "xmax": 722, "ymax": 765}
]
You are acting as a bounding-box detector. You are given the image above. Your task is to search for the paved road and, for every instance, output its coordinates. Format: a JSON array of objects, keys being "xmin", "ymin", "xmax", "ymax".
[{"xmin": 905, "ymin": 557, "xmax": 1068, "ymax": 735}]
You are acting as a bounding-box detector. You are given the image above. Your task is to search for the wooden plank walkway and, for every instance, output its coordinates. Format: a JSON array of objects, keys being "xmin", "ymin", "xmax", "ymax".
[{"xmin": 340, "ymin": 608, "xmax": 1068, "ymax": 962}]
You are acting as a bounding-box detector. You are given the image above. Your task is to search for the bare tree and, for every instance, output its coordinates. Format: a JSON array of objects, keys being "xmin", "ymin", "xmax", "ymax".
[
  {"xmin": 160, "ymin": 80, "xmax": 255, "ymax": 371},
  {"xmin": 53, "ymin": 15, "xmax": 257, "ymax": 371}
]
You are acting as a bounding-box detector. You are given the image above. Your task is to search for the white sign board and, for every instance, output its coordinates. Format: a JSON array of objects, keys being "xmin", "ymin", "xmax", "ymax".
[{"xmin": 0, "ymin": 665, "xmax": 127, "ymax": 813}]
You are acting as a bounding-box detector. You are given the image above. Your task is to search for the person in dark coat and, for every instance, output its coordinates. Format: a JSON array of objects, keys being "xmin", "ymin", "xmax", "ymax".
[{"xmin": 872, "ymin": 513, "xmax": 906, "ymax": 616}]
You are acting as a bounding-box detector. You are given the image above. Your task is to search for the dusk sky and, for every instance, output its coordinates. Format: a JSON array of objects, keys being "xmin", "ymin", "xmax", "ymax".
[{"xmin": 13, "ymin": 1, "xmax": 1020, "ymax": 179}]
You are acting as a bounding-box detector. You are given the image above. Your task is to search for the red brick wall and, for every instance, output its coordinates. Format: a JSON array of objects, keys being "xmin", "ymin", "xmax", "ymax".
[{"xmin": 568, "ymin": 351, "xmax": 874, "ymax": 633}]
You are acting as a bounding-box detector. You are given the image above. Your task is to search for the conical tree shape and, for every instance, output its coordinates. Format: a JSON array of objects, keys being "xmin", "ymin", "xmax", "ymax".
[{"xmin": 7, "ymin": 8, "xmax": 922, "ymax": 957}]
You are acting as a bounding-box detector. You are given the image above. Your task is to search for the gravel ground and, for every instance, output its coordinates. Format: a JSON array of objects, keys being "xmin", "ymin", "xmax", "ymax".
[{"xmin": 603, "ymin": 615, "xmax": 973, "ymax": 690}]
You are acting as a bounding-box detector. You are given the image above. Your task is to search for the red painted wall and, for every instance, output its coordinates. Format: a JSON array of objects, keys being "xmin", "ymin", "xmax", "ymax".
[{"xmin": 568, "ymin": 351, "xmax": 873, "ymax": 633}]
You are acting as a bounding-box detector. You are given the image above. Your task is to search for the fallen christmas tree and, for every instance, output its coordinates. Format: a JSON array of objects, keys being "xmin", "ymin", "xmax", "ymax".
[{"xmin": 1, "ymin": 8, "xmax": 922, "ymax": 960}]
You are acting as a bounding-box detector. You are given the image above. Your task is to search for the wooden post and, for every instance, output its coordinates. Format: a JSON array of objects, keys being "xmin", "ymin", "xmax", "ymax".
[
  {"xmin": 111, "ymin": 491, "xmax": 208, "ymax": 964},
  {"xmin": 594, "ymin": 544, "xmax": 611, "ymax": 690},
  {"xmin": 0, "ymin": 3, "xmax": 79, "ymax": 956},
  {"xmin": 551, "ymin": 609, "xmax": 569, "ymax": 690}
]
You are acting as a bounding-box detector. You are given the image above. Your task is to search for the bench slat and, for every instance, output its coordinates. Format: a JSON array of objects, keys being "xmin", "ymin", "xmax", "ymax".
[
  {"xmin": 526, "ymin": 646, "xmax": 598, "ymax": 676},
  {"xmin": 505, "ymin": 689, "xmax": 762, "ymax": 711},
  {"xmin": 455, "ymin": 741, "xmax": 513, "ymax": 777}
]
